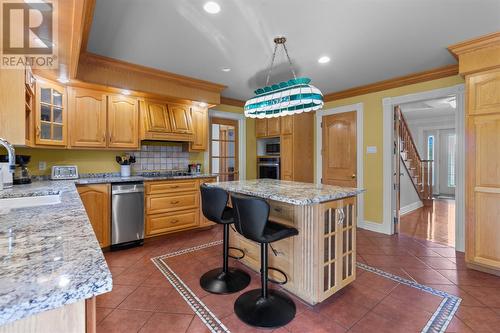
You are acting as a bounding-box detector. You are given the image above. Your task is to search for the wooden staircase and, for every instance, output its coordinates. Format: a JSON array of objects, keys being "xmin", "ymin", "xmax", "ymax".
[{"xmin": 395, "ymin": 107, "xmax": 433, "ymax": 206}]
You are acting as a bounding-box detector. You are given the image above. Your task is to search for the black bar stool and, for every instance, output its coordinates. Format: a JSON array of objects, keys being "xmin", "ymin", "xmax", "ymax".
[
  {"xmin": 231, "ymin": 193, "xmax": 299, "ymax": 328},
  {"xmin": 199, "ymin": 184, "xmax": 251, "ymax": 294}
]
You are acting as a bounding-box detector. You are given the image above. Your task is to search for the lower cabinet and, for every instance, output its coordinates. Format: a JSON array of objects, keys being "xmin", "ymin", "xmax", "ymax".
[{"xmin": 77, "ymin": 184, "xmax": 111, "ymax": 248}]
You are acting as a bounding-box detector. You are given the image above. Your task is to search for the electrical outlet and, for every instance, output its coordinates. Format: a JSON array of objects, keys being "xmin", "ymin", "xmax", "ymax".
[{"xmin": 39, "ymin": 161, "xmax": 47, "ymax": 171}]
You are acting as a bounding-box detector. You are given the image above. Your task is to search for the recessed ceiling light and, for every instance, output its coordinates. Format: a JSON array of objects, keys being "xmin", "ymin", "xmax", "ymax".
[
  {"xmin": 318, "ymin": 56, "xmax": 331, "ymax": 64},
  {"xmin": 121, "ymin": 90, "xmax": 131, "ymax": 95},
  {"xmin": 203, "ymin": 1, "xmax": 220, "ymax": 14},
  {"xmin": 221, "ymin": 67, "xmax": 231, "ymax": 72},
  {"xmin": 199, "ymin": 102, "xmax": 208, "ymax": 107}
]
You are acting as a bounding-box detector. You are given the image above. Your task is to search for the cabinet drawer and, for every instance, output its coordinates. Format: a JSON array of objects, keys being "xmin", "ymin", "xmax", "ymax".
[
  {"xmin": 146, "ymin": 210, "xmax": 199, "ymax": 236},
  {"xmin": 146, "ymin": 180, "xmax": 198, "ymax": 194},
  {"xmin": 147, "ymin": 192, "xmax": 198, "ymax": 214},
  {"xmin": 269, "ymin": 201, "xmax": 294, "ymax": 225}
]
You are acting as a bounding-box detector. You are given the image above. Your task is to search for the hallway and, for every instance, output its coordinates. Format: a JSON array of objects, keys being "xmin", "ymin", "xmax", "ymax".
[{"xmin": 400, "ymin": 199, "xmax": 456, "ymax": 247}]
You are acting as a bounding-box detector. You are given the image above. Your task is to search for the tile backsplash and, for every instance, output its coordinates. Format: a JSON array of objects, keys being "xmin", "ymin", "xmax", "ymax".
[{"xmin": 129, "ymin": 144, "xmax": 190, "ymax": 173}]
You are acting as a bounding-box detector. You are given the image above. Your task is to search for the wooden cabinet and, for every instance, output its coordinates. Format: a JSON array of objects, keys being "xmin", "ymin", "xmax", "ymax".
[
  {"xmin": 199, "ymin": 177, "xmax": 217, "ymax": 227},
  {"xmin": 35, "ymin": 80, "xmax": 67, "ymax": 146},
  {"xmin": 0, "ymin": 68, "xmax": 34, "ymax": 146},
  {"xmin": 319, "ymin": 197, "xmax": 356, "ymax": 299},
  {"xmin": 281, "ymin": 116, "xmax": 293, "ymax": 135},
  {"xmin": 77, "ymin": 184, "xmax": 111, "ymax": 248},
  {"xmin": 189, "ymin": 107, "xmax": 208, "ymax": 151},
  {"xmin": 107, "ymin": 95, "xmax": 139, "ymax": 149},
  {"xmin": 267, "ymin": 118, "xmax": 281, "ymax": 136},
  {"xmin": 281, "ymin": 134, "xmax": 293, "ymax": 180},
  {"xmin": 68, "ymin": 88, "xmax": 107, "ymax": 148},
  {"xmin": 255, "ymin": 118, "xmax": 268, "ymax": 137},
  {"xmin": 169, "ymin": 104, "xmax": 193, "ymax": 134},
  {"xmin": 143, "ymin": 100, "xmax": 171, "ymax": 132}
]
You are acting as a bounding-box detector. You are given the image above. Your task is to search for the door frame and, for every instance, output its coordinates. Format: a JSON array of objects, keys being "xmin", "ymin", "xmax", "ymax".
[
  {"xmin": 382, "ymin": 84, "xmax": 465, "ymax": 251},
  {"xmin": 207, "ymin": 110, "xmax": 246, "ymax": 180},
  {"xmin": 316, "ymin": 103, "xmax": 365, "ymax": 230}
]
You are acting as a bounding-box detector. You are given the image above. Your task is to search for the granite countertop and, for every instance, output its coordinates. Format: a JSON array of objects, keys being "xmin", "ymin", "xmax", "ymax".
[
  {"xmin": 75, "ymin": 172, "xmax": 216, "ymax": 185},
  {"xmin": 209, "ymin": 179, "xmax": 364, "ymax": 205},
  {"xmin": 0, "ymin": 173, "xmax": 216, "ymax": 326}
]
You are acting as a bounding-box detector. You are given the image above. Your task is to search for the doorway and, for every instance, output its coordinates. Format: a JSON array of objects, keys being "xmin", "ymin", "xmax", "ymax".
[
  {"xmin": 383, "ymin": 85, "xmax": 465, "ymax": 250},
  {"xmin": 210, "ymin": 117, "xmax": 239, "ymax": 181}
]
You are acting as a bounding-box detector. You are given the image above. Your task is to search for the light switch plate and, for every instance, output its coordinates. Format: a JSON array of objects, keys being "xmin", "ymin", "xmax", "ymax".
[{"xmin": 366, "ymin": 146, "xmax": 377, "ymax": 154}]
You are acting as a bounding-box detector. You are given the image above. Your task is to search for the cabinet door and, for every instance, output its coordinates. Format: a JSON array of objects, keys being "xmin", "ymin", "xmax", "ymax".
[
  {"xmin": 77, "ymin": 184, "xmax": 111, "ymax": 248},
  {"xmin": 189, "ymin": 107, "xmax": 208, "ymax": 151},
  {"xmin": 36, "ymin": 80, "xmax": 67, "ymax": 146},
  {"xmin": 281, "ymin": 134, "xmax": 293, "ymax": 180},
  {"xmin": 467, "ymin": 71, "xmax": 500, "ymax": 116},
  {"xmin": 281, "ymin": 115, "xmax": 293, "ymax": 135},
  {"xmin": 267, "ymin": 117, "xmax": 281, "ymax": 136},
  {"xmin": 168, "ymin": 104, "xmax": 193, "ymax": 134},
  {"xmin": 107, "ymin": 95, "xmax": 139, "ymax": 149},
  {"xmin": 144, "ymin": 100, "xmax": 171, "ymax": 132},
  {"xmin": 255, "ymin": 118, "xmax": 267, "ymax": 137},
  {"xmin": 336, "ymin": 197, "xmax": 356, "ymax": 289},
  {"xmin": 68, "ymin": 88, "xmax": 107, "ymax": 148}
]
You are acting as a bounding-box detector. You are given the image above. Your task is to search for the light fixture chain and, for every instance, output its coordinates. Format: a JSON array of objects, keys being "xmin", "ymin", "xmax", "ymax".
[
  {"xmin": 282, "ymin": 42, "xmax": 297, "ymax": 80},
  {"xmin": 265, "ymin": 43, "xmax": 279, "ymax": 86}
]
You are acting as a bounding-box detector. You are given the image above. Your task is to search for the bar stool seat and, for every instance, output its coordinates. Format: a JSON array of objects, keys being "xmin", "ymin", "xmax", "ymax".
[
  {"xmin": 231, "ymin": 193, "xmax": 299, "ymax": 328},
  {"xmin": 199, "ymin": 184, "xmax": 251, "ymax": 294}
]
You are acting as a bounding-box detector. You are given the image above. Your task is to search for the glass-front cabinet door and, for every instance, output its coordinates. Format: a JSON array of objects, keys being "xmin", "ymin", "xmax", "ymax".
[{"xmin": 36, "ymin": 80, "xmax": 67, "ymax": 146}]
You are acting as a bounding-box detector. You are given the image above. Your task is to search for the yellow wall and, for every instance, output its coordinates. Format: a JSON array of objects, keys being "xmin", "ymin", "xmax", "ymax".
[{"xmin": 316, "ymin": 75, "xmax": 464, "ymax": 223}]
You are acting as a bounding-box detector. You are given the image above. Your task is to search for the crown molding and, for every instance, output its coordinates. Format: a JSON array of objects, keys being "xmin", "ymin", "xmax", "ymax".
[
  {"xmin": 448, "ymin": 31, "xmax": 500, "ymax": 58},
  {"xmin": 220, "ymin": 97, "xmax": 245, "ymax": 107},
  {"xmin": 448, "ymin": 32, "xmax": 500, "ymax": 75},
  {"xmin": 323, "ymin": 64, "xmax": 459, "ymax": 102}
]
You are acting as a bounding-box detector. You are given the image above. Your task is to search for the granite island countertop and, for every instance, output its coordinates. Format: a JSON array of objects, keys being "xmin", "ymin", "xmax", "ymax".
[
  {"xmin": 209, "ymin": 179, "xmax": 364, "ymax": 205},
  {"xmin": 0, "ymin": 173, "xmax": 216, "ymax": 326}
]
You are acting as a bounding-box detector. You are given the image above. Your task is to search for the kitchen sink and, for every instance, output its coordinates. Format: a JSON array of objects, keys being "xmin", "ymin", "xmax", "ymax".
[{"xmin": 0, "ymin": 192, "xmax": 61, "ymax": 213}]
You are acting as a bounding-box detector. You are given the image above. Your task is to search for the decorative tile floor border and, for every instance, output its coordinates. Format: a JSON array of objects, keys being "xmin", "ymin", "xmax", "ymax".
[{"xmin": 152, "ymin": 241, "xmax": 461, "ymax": 333}]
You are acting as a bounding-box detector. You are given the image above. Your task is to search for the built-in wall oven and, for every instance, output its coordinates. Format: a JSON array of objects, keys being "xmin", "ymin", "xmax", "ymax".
[{"xmin": 257, "ymin": 157, "xmax": 280, "ymax": 179}]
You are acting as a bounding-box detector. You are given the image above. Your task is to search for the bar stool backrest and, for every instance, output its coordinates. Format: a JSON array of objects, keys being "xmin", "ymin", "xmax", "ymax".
[
  {"xmin": 200, "ymin": 184, "xmax": 229, "ymax": 224},
  {"xmin": 231, "ymin": 193, "xmax": 270, "ymax": 243}
]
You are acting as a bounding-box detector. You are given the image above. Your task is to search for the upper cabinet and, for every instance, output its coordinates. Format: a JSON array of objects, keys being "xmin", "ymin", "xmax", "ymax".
[
  {"xmin": 68, "ymin": 87, "xmax": 107, "ymax": 148},
  {"xmin": 255, "ymin": 119, "xmax": 268, "ymax": 137},
  {"xmin": 143, "ymin": 100, "xmax": 172, "ymax": 133},
  {"xmin": 189, "ymin": 107, "xmax": 208, "ymax": 151},
  {"xmin": 169, "ymin": 104, "xmax": 193, "ymax": 134},
  {"xmin": 35, "ymin": 80, "xmax": 67, "ymax": 146},
  {"xmin": 255, "ymin": 117, "xmax": 284, "ymax": 138},
  {"xmin": 267, "ymin": 118, "xmax": 281, "ymax": 136},
  {"xmin": 107, "ymin": 95, "xmax": 140, "ymax": 149}
]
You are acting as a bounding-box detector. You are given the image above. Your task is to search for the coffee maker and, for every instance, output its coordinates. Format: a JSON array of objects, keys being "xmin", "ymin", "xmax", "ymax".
[{"xmin": 0, "ymin": 155, "xmax": 32, "ymax": 184}]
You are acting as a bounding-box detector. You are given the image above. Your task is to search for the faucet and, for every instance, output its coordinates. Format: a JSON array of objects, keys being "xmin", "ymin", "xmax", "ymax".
[{"xmin": 0, "ymin": 138, "xmax": 15, "ymax": 173}]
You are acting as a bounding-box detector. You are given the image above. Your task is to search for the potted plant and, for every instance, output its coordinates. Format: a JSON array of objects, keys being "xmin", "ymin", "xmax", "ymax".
[{"xmin": 116, "ymin": 154, "xmax": 136, "ymax": 177}]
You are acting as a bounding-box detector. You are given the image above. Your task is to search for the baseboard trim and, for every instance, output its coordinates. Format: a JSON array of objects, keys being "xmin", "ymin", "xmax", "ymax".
[
  {"xmin": 358, "ymin": 220, "xmax": 392, "ymax": 235},
  {"xmin": 400, "ymin": 201, "xmax": 423, "ymax": 216}
]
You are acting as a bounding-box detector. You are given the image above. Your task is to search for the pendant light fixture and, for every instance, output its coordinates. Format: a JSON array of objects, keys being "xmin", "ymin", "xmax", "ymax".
[{"xmin": 244, "ymin": 37, "xmax": 324, "ymax": 118}]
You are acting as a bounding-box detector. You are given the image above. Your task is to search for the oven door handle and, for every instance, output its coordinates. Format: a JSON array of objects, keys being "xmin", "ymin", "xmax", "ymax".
[{"xmin": 258, "ymin": 163, "xmax": 280, "ymax": 167}]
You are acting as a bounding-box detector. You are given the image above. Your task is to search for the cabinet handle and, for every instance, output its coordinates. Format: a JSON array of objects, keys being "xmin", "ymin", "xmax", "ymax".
[
  {"xmin": 274, "ymin": 207, "xmax": 282, "ymax": 213},
  {"xmin": 170, "ymin": 200, "xmax": 180, "ymax": 204},
  {"xmin": 337, "ymin": 209, "xmax": 345, "ymax": 225},
  {"xmin": 170, "ymin": 219, "xmax": 179, "ymax": 224}
]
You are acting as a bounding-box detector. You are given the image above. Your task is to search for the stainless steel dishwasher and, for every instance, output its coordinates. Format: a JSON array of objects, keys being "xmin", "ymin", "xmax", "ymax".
[{"xmin": 111, "ymin": 182, "xmax": 145, "ymax": 250}]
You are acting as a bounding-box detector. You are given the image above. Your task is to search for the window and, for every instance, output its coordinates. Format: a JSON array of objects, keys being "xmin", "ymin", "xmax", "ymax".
[
  {"xmin": 427, "ymin": 135, "xmax": 435, "ymax": 186},
  {"xmin": 448, "ymin": 134, "xmax": 456, "ymax": 187},
  {"xmin": 210, "ymin": 117, "xmax": 239, "ymax": 182}
]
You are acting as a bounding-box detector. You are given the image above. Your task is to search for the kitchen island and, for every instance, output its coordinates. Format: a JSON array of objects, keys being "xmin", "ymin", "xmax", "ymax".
[{"xmin": 209, "ymin": 179, "xmax": 364, "ymax": 305}]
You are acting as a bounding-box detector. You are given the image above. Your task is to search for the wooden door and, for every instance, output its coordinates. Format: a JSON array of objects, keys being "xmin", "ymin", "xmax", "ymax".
[
  {"xmin": 189, "ymin": 107, "xmax": 208, "ymax": 151},
  {"xmin": 322, "ymin": 112, "xmax": 357, "ymax": 187},
  {"xmin": 107, "ymin": 95, "xmax": 139, "ymax": 149},
  {"xmin": 35, "ymin": 80, "xmax": 67, "ymax": 146},
  {"xmin": 210, "ymin": 117, "xmax": 239, "ymax": 181},
  {"xmin": 281, "ymin": 134, "xmax": 293, "ymax": 180},
  {"xmin": 168, "ymin": 104, "xmax": 193, "ymax": 134},
  {"xmin": 68, "ymin": 88, "xmax": 107, "ymax": 148},
  {"xmin": 144, "ymin": 100, "xmax": 171, "ymax": 132},
  {"xmin": 255, "ymin": 119, "xmax": 267, "ymax": 137},
  {"xmin": 77, "ymin": 184, "xmax": 111, "ymax": 248},
  {"xmin": 467, "ymin": 113, "xmax": 500, "ymax": 271},
  {"xmin": 267, "ymin": 118, "xmax": 281, "ymax": 136},
  {"xmin": 281, "ymin": 116, "xmax": 293, "ymax": 135}
]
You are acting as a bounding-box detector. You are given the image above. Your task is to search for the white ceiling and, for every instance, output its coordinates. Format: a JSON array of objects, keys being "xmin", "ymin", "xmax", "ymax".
[
  {"xmin": 401, "ymin": 97, "xmax": 456, "ymax": 121},
  {"xmin": 87, "ymin": 0, "xmax": 500, "ymax": 101}
]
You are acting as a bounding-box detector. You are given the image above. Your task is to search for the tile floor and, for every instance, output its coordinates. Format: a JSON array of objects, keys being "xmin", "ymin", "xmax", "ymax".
[{"xmin": 97, "ymin": 226, "xmax": 500, "ymax": 332}]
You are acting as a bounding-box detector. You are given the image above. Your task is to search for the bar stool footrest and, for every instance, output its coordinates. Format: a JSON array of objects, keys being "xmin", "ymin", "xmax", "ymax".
[
  {"xmin": 261, "ymin": 266, "xmax": 288, "ymax": 285},
  {"xmin": 228, "ymin": 246, "xmax": 245, "ymax": 260}
]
